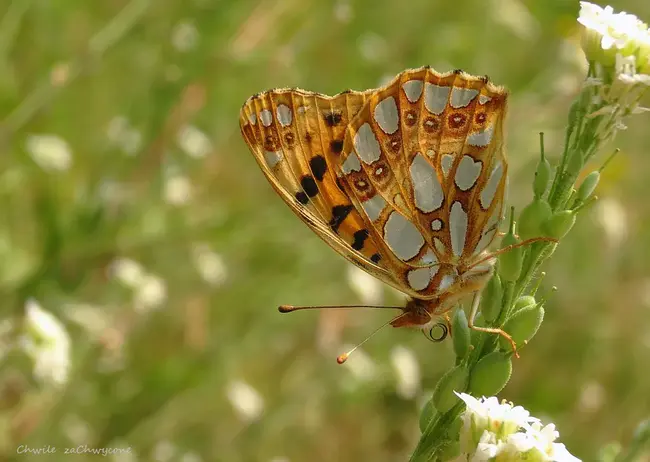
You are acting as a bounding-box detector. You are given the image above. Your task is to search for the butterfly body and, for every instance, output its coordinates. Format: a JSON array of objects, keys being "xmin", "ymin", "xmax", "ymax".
[{"xmin": 240, "ymin": 66, "xmax": 508, "ymax": 337}]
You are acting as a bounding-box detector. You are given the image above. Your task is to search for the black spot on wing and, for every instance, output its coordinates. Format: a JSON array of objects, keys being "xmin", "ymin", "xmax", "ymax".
[
  {"xmin": 351, "ymin": 229, "xmax": 369, "ymax": 251},
  {"xmin": 329, "ymin": 205, "xmax": 353, "ymax": 233},
  {"xmin": 370, "ymin": 253, "xmax": 381, "ymax": 263},
  {"xmin": 309, "ymin": 155, "xmax": 327, "ymax": 181},
  {"xmin": 301, "ymin": 175, "xmax": 319, "ymax": 197},
  {"xmin": 323, "ymin": 111, "xmax": 342, "ymax": 127},
  {"xmin": 295, "ymin": 191, "xmax": 309, "ymax": 204},
  {"xmin": 330, "ymin": 139, "xmax": 344, "ymax": 154}
]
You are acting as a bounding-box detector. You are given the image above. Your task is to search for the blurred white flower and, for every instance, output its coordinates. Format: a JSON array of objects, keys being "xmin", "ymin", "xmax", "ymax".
[
  {"xmin": 578, "ymin": 381, "xmax": 605, "ymax": 412},
  {"xmin": 110, "ymin": 258, "xmax": 146, "ymax": 288},
  {"xmin": 594, "ymin": 197, "xmax": 628, "ymax": 247},
  {"xmin": 164, "ymin": 175, "xmax": 193, "ymax": 206},
  {"xmin": 25, "ymin": 134, "xmax": 73, "ymax": 172},
  {"xmin": 64, "ymin": 303, "xmax": 110, "ymax": 339},
  {"xmin": 454, "ymin": 393, "xmax": 580, "ymax": 462},
  {"xmin": 152, "ymin": 440, "xmax": 177, "ymax": 462},
  {"xmin": 333, "ymin": 0, "xmax": 352, "ymax": 23},
  {"xmin": 177, "ymin": 125, "xmax": 212, "ymax": 158},
  {"xmin": 180, "ymin": 452, "xmax": 202, "ymax": 462},
  {"xmin": 106, "ymin": 116, "xmax": 142, "ymax": 155},
  {"xmin": 390, "ymin": 345, "xmax": 420, "ymax": 399},
  {"xmin": 346, "ymin": 265, "xmax": 383, "ymax": 306},
  {"xmin": 226, "ymin": 380, "xmax": 264, "ymax": 422},
  {"xmin": 192, "ymin": 243, "xmax": 227, "ymax": 286},
  {"xmin": 171, "ymin": 20, "xmax": 199, "ymax": 52},
  {"xmin": 22, "ymin": 299, "xmax": 71, "ymax": 387},
  {"xmin": 489, "ymin": 0, "xmax": 539, "ymax": 41},
  {"xmin": 133, "ymin": 274, "xmax": 167, "ymax": 313},
  {"xmin": 357, "ymin": 33, "xmax": 387, "ymax": 63}
]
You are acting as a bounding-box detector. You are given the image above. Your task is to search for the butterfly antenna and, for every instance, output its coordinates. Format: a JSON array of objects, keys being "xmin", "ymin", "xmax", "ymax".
[
  {"xmin": 279, "ymin": 304, "xmax": 403, "ymax": 313},
  {"xmin": 336, "ymin": 312, "xmax": 408, "ymax": 364}
]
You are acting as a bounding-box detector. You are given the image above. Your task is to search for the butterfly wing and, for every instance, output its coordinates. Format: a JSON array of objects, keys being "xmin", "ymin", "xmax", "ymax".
[
  {"xmin": 339, "ymin": 67, "xmax": 509, "ymax": 299},
  {"xmin": 239, "ymin": 87, "xmax": 405, "ymax": 291}
]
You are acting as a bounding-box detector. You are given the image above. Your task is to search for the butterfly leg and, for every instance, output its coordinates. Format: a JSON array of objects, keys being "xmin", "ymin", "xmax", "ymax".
[
  {"xmin": 468, "ymin": 237, "xmax": 558, "ymax": 272},
  {"xmin": 467, "ymin": 292, "xmax": 519, "ymax": 359}
]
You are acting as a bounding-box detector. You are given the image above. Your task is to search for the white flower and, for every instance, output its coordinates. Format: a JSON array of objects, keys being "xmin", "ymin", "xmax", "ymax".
[
  {"xmin": 191, "ymin": 244, "xmax": 227, "ymax": 286},
  {"xmin": 25, "ymin": 134, "xmax": 73, "ymax": 172},
  {"xmin": 177, "ymin": 125, "xmax": 212, "ymax": 158},
  {"xmin": 390, "ymin": 345, "xmax": 420, "ymax": 399},
  {"xmin": 22, "ymin": 299, "xmax": 71, "ymax": 386},
  {"xmin": 454, "ymin": 393, "xmax": 580, "ymax": 462},
  {"xmin": 164, "ymin": 175, "xmax": 193, "ymax": 206},
  {"xmin": 346, "ymin": 265, "xmax": 383, "ymax": 306},
  {"xmin": 110, "ymin": 258, "xmax": 146, "ymax": 288},
  {"xmin": 133, "ymin": 274, "xmax": 167, "ymax": 313},
  {"xmin": 226, "ymin": 380, "xmax": 264, "ymax": 422},
  {"xmin": 171, "ymin": 20, "xmax": 199, "ymax": 52}
]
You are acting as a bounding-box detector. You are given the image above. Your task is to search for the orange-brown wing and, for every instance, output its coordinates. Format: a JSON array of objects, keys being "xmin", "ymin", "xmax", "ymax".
[
  {"xmin": 339, "ymin": 66, "xmax": 508, "ymax": 298},
  {"xmin": 239, "ymin": 87, "xmax": 405, "ymax": 291}
]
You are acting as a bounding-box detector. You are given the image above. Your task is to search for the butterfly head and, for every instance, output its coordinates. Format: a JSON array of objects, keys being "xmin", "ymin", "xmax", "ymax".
[{"xmin": 390, "ymin": 298, "xmax": 449, "ymax": 342}]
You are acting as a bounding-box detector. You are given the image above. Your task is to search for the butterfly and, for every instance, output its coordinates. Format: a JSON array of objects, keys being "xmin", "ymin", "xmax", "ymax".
[{"xmin": 240, "ymin": 66, "xmax": 535, "ymax": 362}]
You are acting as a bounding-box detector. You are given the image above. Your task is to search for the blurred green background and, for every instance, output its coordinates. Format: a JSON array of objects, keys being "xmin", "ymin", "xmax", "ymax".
[{"xmin": 0, "ymin": 0, "xmax": 649, "ymax": 460}]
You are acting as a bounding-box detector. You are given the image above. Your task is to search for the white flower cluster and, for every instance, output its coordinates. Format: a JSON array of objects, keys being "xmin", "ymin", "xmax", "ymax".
[
  {"xmin": 578, "ymin": 2, "xmax": 650, "ymax": 76},
  {"xmin": 448, "ymin": 393, "xmax": 580, "ymax": 462}
]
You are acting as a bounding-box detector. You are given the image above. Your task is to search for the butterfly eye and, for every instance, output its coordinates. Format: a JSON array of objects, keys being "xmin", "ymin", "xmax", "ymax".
[{"xmin": 424, "ymin": 322, "xmax": 448, "ymax": 342}]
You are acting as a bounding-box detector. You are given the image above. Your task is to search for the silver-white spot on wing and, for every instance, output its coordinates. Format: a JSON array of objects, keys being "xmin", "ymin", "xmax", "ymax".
[
  {"xmin": 440, "ymin": 154, "xmax": 453, "ymax": 178},
  {"xmin": 455, "ymin": 155, "xmax": 482, "ymax": 191},
  {"xmin": 410, "ymin": 153, "xmax": 444, "ymax": 213},
  {"xmin": 354, "ymin": 123, "xmax": 382, "ymax": 164},
  {"xmin": 362, "ymin": 194, "xmax": 386, "ymax": 222},
  {"xmin": 480, "ymin": 161, "xmax": 503, "ymax": 209},
  {"xmin": 264, "ymin": 150, "xmax": 282, "ymax": 168},
  {"xmin": 431, "ymin": 219, "xmax": 442, "ymax": 231},
  {"xmin": 341, "ymin": 152, "xmax": 362, "ymax": 174},
  {"xmin": 373, "ymin": 96, "xmax": 399, "ymax": 134},
  {"xmin": 479, "ymin": 95, "xmax": 492, "ymax": 105},
  {"xmin": 433, "ymin": 237, "xmax": 446, "ymax": 255},
  {"xmin": 260, "ymin": 109, "xmax": 273, "ymax": 127},
  {"xmin": 439, "ymin": 273, "xmax": 456, "ymax": 291},
  {"xmin": 248, "ymin": 113, "xmax": 257, "ymax": 125},
  {"xmin": 419, "ymin": 248, "xmax": 438, "ymax": 266},
  {"xmin": 402, "ymin": 80, "xmax": 424, "ymax": 103},
  {"xmin": 407, "ymin": 266, "xmax": 438, "ymax": 291},
  {"xmin": 450, "ymin": 88, "xmax": 479, "ymax": 108},
  {"xmin": 276, "ymin": 104, "xmax": 292, "ymax": 127},
  {"xmin": 424, "ymin": 83, "xmax": 451, "ymax": 115},
  {"xmin": 468, "ymin": 126, "xmax": 494, "ymax": 147},
  {"xmin": 384, "ymin": 211, "xmax": 425, "ymax": 261},
  {"xmin": 450, "ymin": 201, "xmax": 468, "ymax": 257}
]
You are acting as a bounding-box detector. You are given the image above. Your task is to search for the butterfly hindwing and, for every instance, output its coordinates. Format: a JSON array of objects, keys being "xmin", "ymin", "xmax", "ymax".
[{"xmin": 339, "ymin": 67, "xmax": 509, "ymax": 297}]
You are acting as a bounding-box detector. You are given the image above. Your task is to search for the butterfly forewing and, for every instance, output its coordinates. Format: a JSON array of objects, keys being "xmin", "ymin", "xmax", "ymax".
[{"xmin": 239, "ymin": 88, "xmax": 405, "ymax": 290}]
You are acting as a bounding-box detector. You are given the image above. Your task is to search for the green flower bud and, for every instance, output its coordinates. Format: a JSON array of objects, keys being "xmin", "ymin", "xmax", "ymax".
[
  {"xmin": 499, "ymin": 209, "xmax": 522, "ymax": 282},
  {"xmin": 542, "ymin": 210, "xmax": 576, "ymax": 239},
  {"xmin": 513, "ymin": 295, "xmax": 536, "ymax": 312},
  {"xmin": 518, "ymin": 198, "xmax": 552, "ymax": 241},
  {"xmin": 481, "ymin": 273, "xmax": 503, "ymax": 323},
  {"xmin": 499, "ymin": 304, "xmax": 545, "ymax": 351},
  {"xmin": 533, "ymin": 155, "xmax": 552, "ymax": 198},
  {"xmin": 452, "ymin": 309, "xmax": 471, "ymax": 359},
  {"xmin": 419, "ymin": 399, "xmax": 436, "ymax": 433},
  {"xmin": 432, "ymin": 365, "xmax": 469, "ymax": 413},
  {"xmin": 577, "ymin": 171, "xmax": 600, "ymax": 202},
  {"xmin": 468, "ymin": 352, "xmax": 512, "ymax": 396}
]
